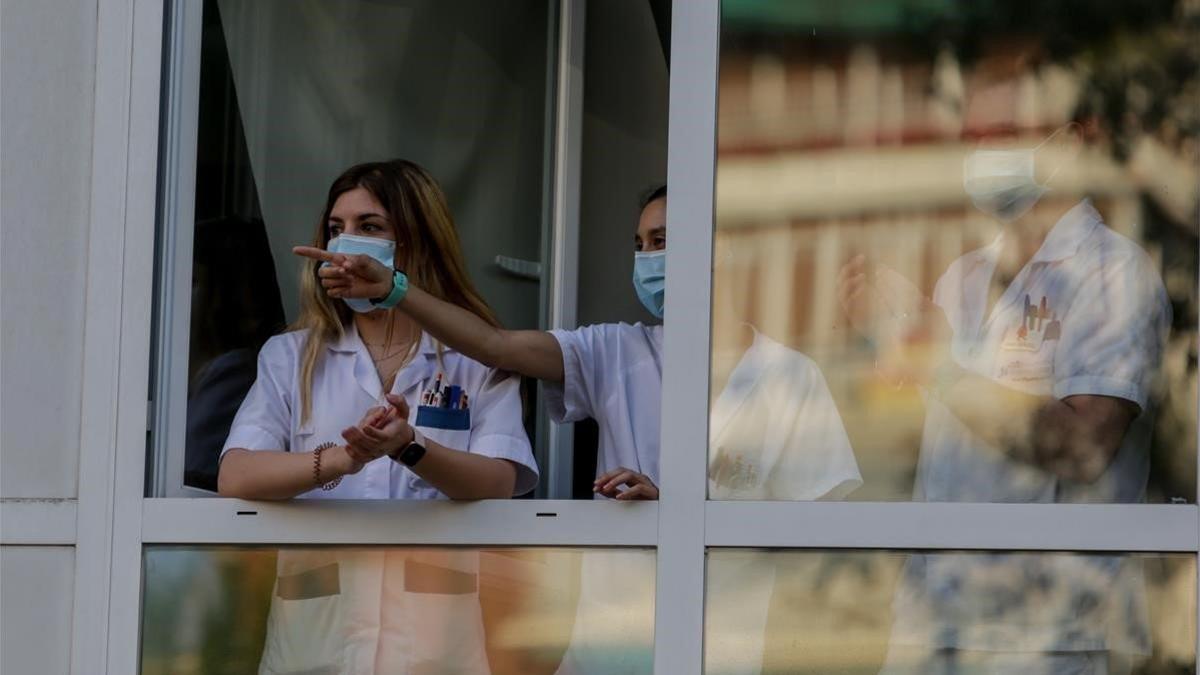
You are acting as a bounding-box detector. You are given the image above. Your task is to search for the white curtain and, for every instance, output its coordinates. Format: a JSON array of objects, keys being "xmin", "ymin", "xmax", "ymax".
[{"xmin": 217, "ymin": 0, "xmax": 550, "ymax": 325}]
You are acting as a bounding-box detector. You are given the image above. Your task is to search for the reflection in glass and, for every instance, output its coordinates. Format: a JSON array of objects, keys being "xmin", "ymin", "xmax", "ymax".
[
  {"xmin": 709, "ymin": 325, "xmax": 862, "ymax": 501},
  {"xmin": 141, "ymin": 547, "xmax": 655, "ymax": 675},
  {"xmin": 714, "ymin": 0, "xmax": 1199, "ymax": 502},
  {"xmin": 705, "ymin": 550, "xmax": 1195, "ymax": 675}
]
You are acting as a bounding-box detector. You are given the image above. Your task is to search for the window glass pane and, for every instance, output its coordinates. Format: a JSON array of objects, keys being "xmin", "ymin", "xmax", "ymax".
[
  {"xmin": 706, "ymin": 549, "xmax": 1195, "ymax": 674},
  {"xmin": 171, "ymin": 0, "xmax": 553, "ymax": 494},
  {"xmin": 141, "ymin": 546, "xmax": 655, "ymax": 674},
  {"xmin": 158, "ymin": 0, "xmax": 674, "ymax": 502},
  {"xmin": 711, "ymin": 0, "xmax": 1199, "ymax": 502}
]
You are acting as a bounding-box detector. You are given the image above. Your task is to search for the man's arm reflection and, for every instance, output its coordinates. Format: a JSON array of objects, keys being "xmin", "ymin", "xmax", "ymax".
[
  {"xmin": 835, "ymin": 247, "xmax": 1152, "ymax": 482},
  {"xmin": 838, "ymin": 199, "xmax": 1169, "ymax": 493}
]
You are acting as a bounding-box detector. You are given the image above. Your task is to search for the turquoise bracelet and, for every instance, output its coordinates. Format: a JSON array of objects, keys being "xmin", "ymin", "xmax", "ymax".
[{"xmin": 371, "ymin": 270, "xmax": 409, "ymax": 310}]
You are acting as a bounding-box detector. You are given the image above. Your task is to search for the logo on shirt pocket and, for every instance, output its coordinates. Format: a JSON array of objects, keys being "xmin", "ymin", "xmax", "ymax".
[
  {"xmin": 416, "ymin": 374, "xmax": 471, "ymax": 430},
  {"xmin": 708, "ymin": 448, "xmax": 765, "ymax": 496},
  {"xmin": 1000, "ymin": 294, "xmax": 1061, "ymax": 353}
]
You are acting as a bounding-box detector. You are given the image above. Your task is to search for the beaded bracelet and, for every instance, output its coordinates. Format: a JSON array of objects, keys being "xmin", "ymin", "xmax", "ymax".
[{"xmin": 313, "ymin": 442, "xmax": 343, "ymax": 491}]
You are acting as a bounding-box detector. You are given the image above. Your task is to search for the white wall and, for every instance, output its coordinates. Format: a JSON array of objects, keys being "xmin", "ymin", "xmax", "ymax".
[
  {"xmin": 0, "ymin": 547, "xmax": 76, "ymax": 675},
  {"xmin": 1, "ymin": 0, "xmax": 96, "ymax": 671},
  {"xmin": 1, "ymin": 0, "xmax": 97, "ymax": 499}
]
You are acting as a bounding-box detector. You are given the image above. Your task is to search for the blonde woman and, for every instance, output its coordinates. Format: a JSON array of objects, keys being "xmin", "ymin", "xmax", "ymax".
[{"xmin": 219, "ymin": 159, "xmax": 537, "ymax": 674}]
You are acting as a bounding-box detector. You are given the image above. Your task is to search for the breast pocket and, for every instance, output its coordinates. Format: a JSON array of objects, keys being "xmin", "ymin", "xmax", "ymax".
[
  {"xmin": 995, "ymin": 319, "xmax": 1059, "ymax": 391},
  {"xmin": 414, "ymin": 405, "xmax": 471, "ymax": 431},
  {"xmin": 409, "ymin": 406, "xmax": 473, "ymax": 491},
  {"xmin": 401, "ymin": 588, "xmax": 489, "ymax": 673},
  {"xmin": 260, "ymin": 561, "xmax": 345, "ymax": 675},
  {"xmin": 996, "ymin": 350, "xmax": 1055, "ymax": 391}
]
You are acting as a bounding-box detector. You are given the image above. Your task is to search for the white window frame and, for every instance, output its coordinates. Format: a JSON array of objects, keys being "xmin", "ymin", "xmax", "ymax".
[{"xmin": 65, "ymin": 0, "xmax": 1200, "ymax": 672}]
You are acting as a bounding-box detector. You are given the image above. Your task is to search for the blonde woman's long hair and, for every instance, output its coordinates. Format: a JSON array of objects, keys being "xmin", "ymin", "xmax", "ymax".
[{"xmin": 292, "ymin": 159, "xmax": 500, "ymax": 423}]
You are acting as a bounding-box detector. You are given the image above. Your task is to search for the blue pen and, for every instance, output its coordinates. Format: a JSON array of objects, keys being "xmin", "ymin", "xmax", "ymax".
[{"xmin": 447, "ymin": 386, "xmax": 462, "ymax": 409}]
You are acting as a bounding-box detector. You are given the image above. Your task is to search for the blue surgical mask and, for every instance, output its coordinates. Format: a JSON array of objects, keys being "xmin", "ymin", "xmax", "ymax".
[
  {"xmin": 632, "ymin": 250, "xmax": 666, "ymax": 318},
  {"xmin": 325, "ymin": 234, "xmax": 396, "ymax": 313}
]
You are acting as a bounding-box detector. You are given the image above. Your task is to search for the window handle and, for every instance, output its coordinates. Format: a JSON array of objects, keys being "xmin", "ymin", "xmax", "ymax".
[{"xmin": 494, "ymin": 255, "xmax": 542, "ymax": 281}]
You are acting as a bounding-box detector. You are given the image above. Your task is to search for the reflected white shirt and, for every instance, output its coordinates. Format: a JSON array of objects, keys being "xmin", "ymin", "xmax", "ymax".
[
  {"xmin": 919, "ymin": 198, "xmax": 1170, "ymax": 504},
  {"xmin": 709, "ymin": 329, "xmax": 861, "ymax": 501},
  {"xmin": 893, "ymin": 200, "xmax": 1169, "ymax": 654}
]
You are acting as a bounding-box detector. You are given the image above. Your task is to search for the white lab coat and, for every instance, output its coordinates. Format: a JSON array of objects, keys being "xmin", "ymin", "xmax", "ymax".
[
  {"xmin": 546, "ymin": 323, "xmax": 861, "ymax": 674},
  {"xmin": 546, "ymin": 322, "xmax": 663, "ymax": 485},
  {"xmin": 888, "ymin": 200, "xmax": 1169, "ymax": 660},
  {"xmin": 223, "ymin": 324, "xmax": 538, "ymax": 675}
]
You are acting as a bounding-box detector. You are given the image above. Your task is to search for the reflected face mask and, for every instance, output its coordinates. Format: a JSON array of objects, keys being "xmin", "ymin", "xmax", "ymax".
[
  {"xmin": 325, "ymin": 234, "xmax": 396, "ymax": 313},
  {"xmin": 962, "ymin": 149, "xmax": 1049, "ymax": 222},
  {"xmin": 632, "ymin": 250, "xmax": 666, "ymax": 319}
]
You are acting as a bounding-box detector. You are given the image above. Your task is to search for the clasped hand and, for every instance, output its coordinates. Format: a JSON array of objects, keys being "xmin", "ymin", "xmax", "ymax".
[{"xmin": 340, "ymin": 393, "xmax": 416, "ymax": 468}]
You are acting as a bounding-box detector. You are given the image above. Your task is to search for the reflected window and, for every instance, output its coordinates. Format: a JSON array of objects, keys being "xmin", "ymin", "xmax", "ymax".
[{"xmin": 713, "ymin": 0, "xmax": 1199, "ymax": 503}]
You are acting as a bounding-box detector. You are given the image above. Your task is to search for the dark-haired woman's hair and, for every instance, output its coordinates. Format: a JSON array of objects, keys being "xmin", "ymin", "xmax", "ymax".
[{"xmin": 639, "ymin": 184, "xmax": 667, "ymax": 211}]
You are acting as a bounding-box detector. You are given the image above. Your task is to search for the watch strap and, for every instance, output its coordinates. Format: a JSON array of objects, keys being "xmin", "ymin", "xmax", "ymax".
[
  {"xmin": 389, "ymin": 428, "xmax": 426, "ymax": 467},
  {"xmin": 371, "ymin": 269, "xmax": 409, "ymax": 310}
]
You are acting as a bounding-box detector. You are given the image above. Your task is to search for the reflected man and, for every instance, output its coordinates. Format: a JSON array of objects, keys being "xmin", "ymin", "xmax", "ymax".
[{"xmin": 841, "ymin": 123, "xmax": 1171, "ymax": 673}]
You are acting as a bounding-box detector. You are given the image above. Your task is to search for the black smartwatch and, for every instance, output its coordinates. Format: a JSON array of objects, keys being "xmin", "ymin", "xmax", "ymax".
[{"xmin": 389, "ymin": 429, "xmax": 427, "ymax": 467}]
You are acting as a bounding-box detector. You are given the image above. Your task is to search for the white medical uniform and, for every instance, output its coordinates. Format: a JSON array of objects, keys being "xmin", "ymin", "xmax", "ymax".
[
  {"xmin": 884, "ymin": 200, "xmax": 1170, "ymax": 672},
  {"xmin": 547, "ymin": 323, "xmax": 861, "ymax": 674},
  {"xmin": 222, "ymin": 324, "xmax": 538, "ymax": 675}
]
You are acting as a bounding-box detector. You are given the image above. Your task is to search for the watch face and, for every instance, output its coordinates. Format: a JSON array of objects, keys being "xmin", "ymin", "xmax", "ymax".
[{"xmin": 399, "ymin": 442, "xmax": 426, "ymax": 467}]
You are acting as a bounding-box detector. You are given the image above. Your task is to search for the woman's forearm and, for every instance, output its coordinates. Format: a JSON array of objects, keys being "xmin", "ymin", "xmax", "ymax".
[
  {"xmin": 400, "ymin": 286, "xmax": 565, "ymax": 381},
  {"xmin": 409, "ymin": 439, "xmax": 518, "ymax": 499},
  {"xmin": 219, "ymin": 442, "xmax": 520, "ymax": 500},
  {"xmin": 400, "ymin": 286, "xmax": 507, "ymax": 365},
  {"xmin": 218, "ymin": 447, "xmax": 352, "ymax": 500}
]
